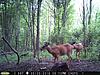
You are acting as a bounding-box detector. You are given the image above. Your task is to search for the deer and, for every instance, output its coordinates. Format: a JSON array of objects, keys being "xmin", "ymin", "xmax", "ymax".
[
  {"xmin": 73, "ymin": 43, "xmax": 84, "ymax": 63},
  {"xmin": 40, "ymin": 42, "xmax": 75, "ymax": 64}
]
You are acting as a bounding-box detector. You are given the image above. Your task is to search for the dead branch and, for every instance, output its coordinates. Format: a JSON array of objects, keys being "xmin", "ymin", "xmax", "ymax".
[{"xmin": 2, "ymin": 37, "xmax": 20, "ymax": 65}]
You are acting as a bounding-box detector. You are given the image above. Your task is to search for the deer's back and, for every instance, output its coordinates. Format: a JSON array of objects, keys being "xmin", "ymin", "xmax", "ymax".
[{"xmin": 51, "ymin": 44, "xmax": 73, "ymax": 55}]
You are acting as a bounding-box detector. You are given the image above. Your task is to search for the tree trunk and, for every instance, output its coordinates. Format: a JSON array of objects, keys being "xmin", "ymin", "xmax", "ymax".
[
  {"xmin": 2, "ymin": 2, "xmax": 11, "ymax": 51},
  {"xmin": 62, "ymin": 0, "xmax": 67, "ymax": 27},
  {"xmin": 36, "ymin": 0, "xmax": 42, "ymax": 59},
  {"xmin": 57, "ymin": 0, "xmax": 60, "ymax": 35},
  {"xmin": 62, "ymin": 0, "xmax": 67, "ymax": 43},
  {"xmin": 15, "ymin": 0, "xmax": 20, "ymax": 50},
  {"xmin": 88, "ymin": 0, "xmax": 92, "ymax": 45},
  {"xmin": 56, "ymin": 0, "xmax": 60, "ymax": 44},
  {"xmin": 53, "ymin": 0, "xmax": 57, "ymax": 35},
  {"xmin": 83, "ymin": 0, "xmax": 86, "ymax": 57},
  {"xmin": 25, "ymin": 0, "xmax": 32, "ymax": 50},
  {"xmin": 47, "ymin": 6, "xmax": 51, "ymax": 43},
  {"xmin": 32, "ymin": 1, "xmax": 36, "ymax": 58}
]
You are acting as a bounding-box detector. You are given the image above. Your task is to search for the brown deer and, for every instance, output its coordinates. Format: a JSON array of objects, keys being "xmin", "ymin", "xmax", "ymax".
[
  {"xmin": 40, "ymin": 42, "xmax": 74, "ymax": 64},
  {"xmin": 73, "ymin": 43, "xmax": 83, "ymax": 62}
]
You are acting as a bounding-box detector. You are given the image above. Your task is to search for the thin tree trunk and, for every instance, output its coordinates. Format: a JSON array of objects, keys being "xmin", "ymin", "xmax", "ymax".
[
  {"xmin": 15, "ymin": 0, "xmax": 20, "ymax": 50},
  {"xmin": 83, "ymin": 0, "xmax": 86, "ymax": 57},
  {"xmin": 57, "ymin": 0, "xmax": 60, "ymax": 44},
  {"xmin": 25, "ymin": 0, "xmax": 31, "ymax": 50},
  {"xmin": 53, "ymin": 0, "xmax": 56, "ymax": 34},
  {"xmin": 32, "ymin": 1, "xmax": 36, "ymax": 58},
  {"xmin": 46, "ymin": 6, "xmax": 51, "ymax": 42},
  {"xmin": 62, "ymin": 0, "xmax": 67, "ymax": 44},
  {"xmin": 36, "ymin": 0, "xmax": 42, "ymax": 59},
  {"xmin": 62, "ymin": 0, "xmax": 67, "ymax": 27},
  {"xmin": 88, "ymin": 0, "xmax": 92, "ymax": 45},
  {"xmin": 57, "ymin": 0, "xmax": 60, "ymax": 34},
  {"xmin": 2, "ymin": 2, "xmax": 11, "ymax": 51}
]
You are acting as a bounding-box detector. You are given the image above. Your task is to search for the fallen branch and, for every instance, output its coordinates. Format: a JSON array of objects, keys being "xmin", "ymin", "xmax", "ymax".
[{"xmin": 2, "ymin": 37, "xmax": 20, "ymax": 65}]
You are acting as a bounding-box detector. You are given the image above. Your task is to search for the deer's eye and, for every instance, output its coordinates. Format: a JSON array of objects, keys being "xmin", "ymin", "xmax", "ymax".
[{"xmin": 42, "ymin": 46, "xmax": 46, "ymax": 48}]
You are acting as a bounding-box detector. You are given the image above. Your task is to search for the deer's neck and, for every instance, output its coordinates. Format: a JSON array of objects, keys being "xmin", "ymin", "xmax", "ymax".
[{"xmin": 46, "ymin": 46, "xmax": 53, "ymax": 53}]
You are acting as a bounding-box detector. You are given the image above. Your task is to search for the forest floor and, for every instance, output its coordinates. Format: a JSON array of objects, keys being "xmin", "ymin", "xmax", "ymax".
[{"xmin": 0, "ymin": 58, "xmax": 100, "ymax": 72}]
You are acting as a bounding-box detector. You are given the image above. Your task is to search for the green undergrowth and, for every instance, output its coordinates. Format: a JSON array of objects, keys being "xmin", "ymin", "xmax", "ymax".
[
  {"xmin": 0, "ymin": 48, "xmax": 99, "ymax": 64},
  {"xmin": 0, "ymin": 51, "xmax": 33, "ymax": 63}
]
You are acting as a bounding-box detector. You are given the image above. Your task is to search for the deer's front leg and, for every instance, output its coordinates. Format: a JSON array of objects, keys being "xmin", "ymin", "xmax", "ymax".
[
  {"xmin": 67, "ymin": 53, "xmax": 72, "ymax": 64},
  {"xmin": 77, "ymin": 51, "xmax": 80, "ymax": 63},
  {"xmin": 53, "ymin": 55, "xmax": 59, "ymax": 63}
]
